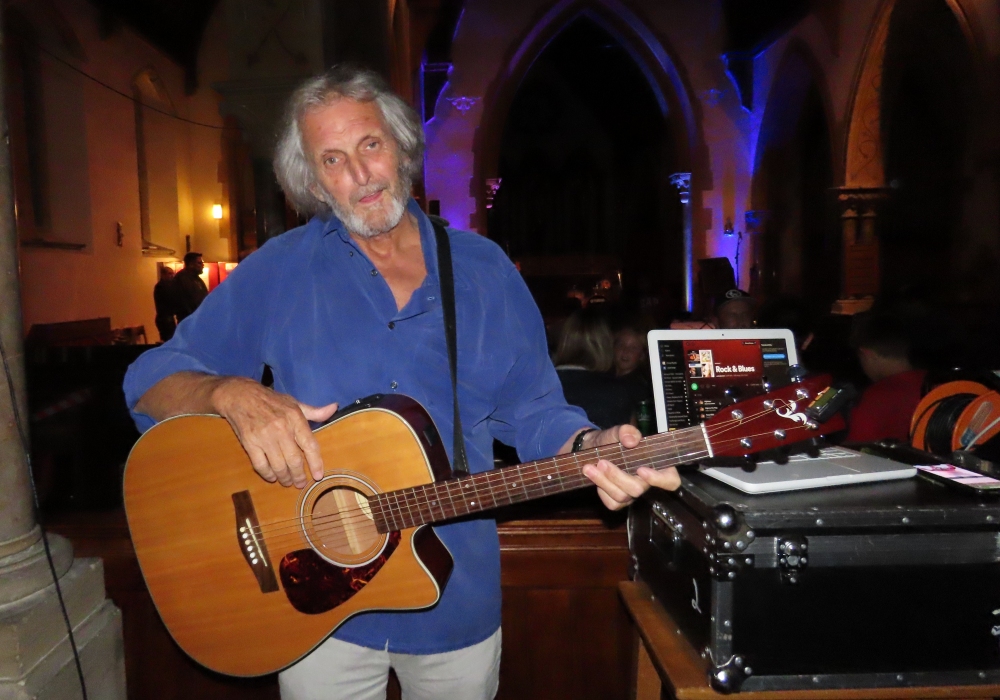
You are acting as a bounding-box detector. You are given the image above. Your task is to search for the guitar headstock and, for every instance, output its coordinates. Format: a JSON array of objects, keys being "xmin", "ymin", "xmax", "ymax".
[{"xmin": 703, "ymin": 374, "xmax": 846, "ymax": 457}]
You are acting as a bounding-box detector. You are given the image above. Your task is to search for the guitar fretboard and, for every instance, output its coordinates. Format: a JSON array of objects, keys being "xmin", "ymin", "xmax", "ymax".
[{"xmin": 369, "ymin": 425, "xmax": 710, "ymax": 533}]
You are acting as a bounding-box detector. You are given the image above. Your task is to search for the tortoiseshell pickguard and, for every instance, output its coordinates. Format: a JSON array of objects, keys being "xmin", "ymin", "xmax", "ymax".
[{"xmin": 279, "ymin": 531, "xmax": 401, "ymax": 615}]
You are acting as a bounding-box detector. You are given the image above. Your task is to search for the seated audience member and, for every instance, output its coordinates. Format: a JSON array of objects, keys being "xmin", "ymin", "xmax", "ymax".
[
  {"xmin": 712, "ymin": 288, "xmax": 756, "ymax": 329},
  {"xmin": 612, "ymin": 321, "xmax": 653, "ymax": 409},
  {"xmin": 554, "ymin": 309, "xmax": 634, "ymax": 429},
  {"xmin": 846, "ymin": 311, "xmax": 926, "ymax": 443}
]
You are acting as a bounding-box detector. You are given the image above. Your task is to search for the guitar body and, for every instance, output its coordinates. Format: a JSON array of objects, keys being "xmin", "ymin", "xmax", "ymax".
[{"xmin": 123, "ymin": 395, "xmax": 454, "ymax": 677}]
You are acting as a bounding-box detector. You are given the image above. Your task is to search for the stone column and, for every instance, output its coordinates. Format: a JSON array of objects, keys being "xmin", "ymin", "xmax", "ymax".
[
  {"xmin": 669, "ymin": 172, "xmax": 693, "ymax": 312},
  {"xmin": 833, "ymin": 187, "xmax": 887, "ymax": 312},
  {"xmin": 0, "ymin": 0, "xmax": 59, "ymax": 601},
  {"xmin": 0, "ymin": 11, "xmax": 125, "ymax": 698}
]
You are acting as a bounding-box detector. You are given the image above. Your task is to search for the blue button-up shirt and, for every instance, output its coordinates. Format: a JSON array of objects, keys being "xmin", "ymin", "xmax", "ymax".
[{"xmin": 124, "ymin": 201, "xmax": 591, "ymax": 654}]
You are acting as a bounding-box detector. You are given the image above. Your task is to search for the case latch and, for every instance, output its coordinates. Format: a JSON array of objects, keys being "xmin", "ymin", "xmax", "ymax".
[{"xmin": 777, "ymin": 535, "xmax": 808, "ymax": 584}]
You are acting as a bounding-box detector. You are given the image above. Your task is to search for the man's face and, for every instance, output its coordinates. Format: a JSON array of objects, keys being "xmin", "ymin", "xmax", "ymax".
[
  {"xmin": 301, "ymin": 98, "xmax": 410, "ymax": 239},
  {"xmin": 717, "ymin": 299, "xmax": 755, "ymax": 329},
  {"xmin": 189, "ymin": 256, "xmax": 204, "ymax": 274},
  {"xmin": 614, "ymin": 330, "xmax": 646, "ymax": 377}
]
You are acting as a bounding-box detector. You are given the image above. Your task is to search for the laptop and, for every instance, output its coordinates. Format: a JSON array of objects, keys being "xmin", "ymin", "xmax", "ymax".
[
  {"xmin": 700, "ymin": 447, "xmax": 917, "ymax": 494},
  {"xmin": 647, "ymin": 328, "xmax": 799, "ymax": 433},
  {"xmin": 647, "ymin": 328, "xmax": 916, "ymax": 492}
]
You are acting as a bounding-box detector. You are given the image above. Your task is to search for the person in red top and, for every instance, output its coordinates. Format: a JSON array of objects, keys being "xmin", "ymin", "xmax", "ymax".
[{"xmin": 846, "ymin": 311, "xmax": 927, "ymax": 443}]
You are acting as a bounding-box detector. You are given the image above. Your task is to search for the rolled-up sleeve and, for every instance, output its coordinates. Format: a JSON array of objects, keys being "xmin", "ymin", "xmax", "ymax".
[
  {"xmin": 124, "ymin": 248, "xmax": 277, "ymax": 432},
  {"xmin": 488, "ymin": 267, "xmax": 594, "ymax": 461}
]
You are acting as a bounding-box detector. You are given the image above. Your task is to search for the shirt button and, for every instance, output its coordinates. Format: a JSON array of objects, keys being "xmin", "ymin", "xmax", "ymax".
[
  {"xmin": 388, "ymin": 322, "xmax": 395, "ymax": 330},
  {"xmin": 390, "ymin": 381, "xmax": 398, "ymax": 389},
  {"xmin": 349, "ymin": 251, "xmax": 354, "ymax": 257},
  {"xmin": 370, "ymin": 269, "xmax": 378, "ymax": 276}
]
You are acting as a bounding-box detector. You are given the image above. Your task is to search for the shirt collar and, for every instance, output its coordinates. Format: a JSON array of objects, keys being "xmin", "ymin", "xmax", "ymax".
[{"xmin": 322, "ymin": 198, "xmax": 441, "ymax": 289}]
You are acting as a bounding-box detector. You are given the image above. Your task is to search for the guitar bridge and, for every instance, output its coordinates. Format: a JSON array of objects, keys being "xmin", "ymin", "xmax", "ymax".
[{"xmin": 232, "ymin": 491, "xmax": 279, "ymax": 593}]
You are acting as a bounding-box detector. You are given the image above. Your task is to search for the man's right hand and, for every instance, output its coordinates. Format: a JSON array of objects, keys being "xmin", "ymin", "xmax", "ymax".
[{"xmin": 210, "ymin": 377, "xmax": 339, "ymax": 488}]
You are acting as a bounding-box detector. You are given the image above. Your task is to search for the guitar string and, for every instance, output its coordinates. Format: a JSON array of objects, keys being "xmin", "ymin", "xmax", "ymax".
[
  {"xmin": 255, "ymin": 421, "xmax": 805, "ymax": 550},
  {"xmin": 247, "ymin": 432, "xmax": 717, "ymax": 545},
  {"xmin": 249, "ymin": 423, "xmax": 813, "ymax": 555},
  {"xmin": 246, "ymin": 409, "xmax": 785, "ymax": 541},
  {"xmin": 249, "ymin": 441, "xmax": 717, "ymax": 553},
  {"xmin": 246, "ymin": 407, "xmax": 791, "ymax": 545},
  {"xmin": 249, "ymin": 422, "xmax": 811, "ymax": 551},
  {"xmin": 246, "ymin": 427, "xmax": 713, "ymax": 537},
  {"xmin": 291, "ymin": 413, "xmax": 807, "ymax": 542},
  {"xmin": 242, "ymin": 396, "xmax": 803, "ymax": 545},
  {"xmin": 247, "ymin": 434, "xmax": 713, "ymax": 546}
]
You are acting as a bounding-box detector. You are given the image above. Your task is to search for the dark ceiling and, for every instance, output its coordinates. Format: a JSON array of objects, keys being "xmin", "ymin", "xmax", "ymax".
[
  {"xmin": 89, "ymin": 0, "xmax": 221, "ymax": 93},
  {"xmin": 84, "ymin": 0, "xmax": 807, "ymax": 98}
]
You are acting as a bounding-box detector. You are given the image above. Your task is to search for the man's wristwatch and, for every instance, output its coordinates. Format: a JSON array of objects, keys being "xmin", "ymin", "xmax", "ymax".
[{"xmin": 572, "ymin": 428, "xmax": 600, "ymax": 453}]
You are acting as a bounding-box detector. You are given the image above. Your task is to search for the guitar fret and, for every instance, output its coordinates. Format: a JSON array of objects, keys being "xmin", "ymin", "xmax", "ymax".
[
  {"xmin": 475, "ymin": 475, "xmax": 488, "ymax": 510},
  {"xmin": 385, "ymin": 492, "xmax": 400, "ymax": 531},
  {"xmin": 402, "ymin": 487, "xmax": 417, "ymax": 529},
  {"xmin": 497, "ymin": 468, "xmax": 514, "ymax": 506},
  {"xmin": 414, "ymin": 485, "xmax": 433, "ymax": 526},
  {"xmin": 442, "ymin": 479, "xmax": 458, "ymax": 519},
  {"xmin": 482, "ymin": 471, "xmax": 503, "ymax": 509},
  {"xmin": 536, "ymin": 458, "xmax": 555, "ymax": 495},
  {"xmin": 429, "ymin": 482, "xmax": 448, "ymax": 521},
  {"xmin": 617, "ymin": 443, "xmax": 631, "ymax": 475}
]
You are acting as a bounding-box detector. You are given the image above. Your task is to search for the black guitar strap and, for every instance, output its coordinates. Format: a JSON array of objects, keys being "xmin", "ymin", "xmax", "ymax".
[{"xmin": 431, "ymin": 219, "xmax": 470, "ymax": 477}]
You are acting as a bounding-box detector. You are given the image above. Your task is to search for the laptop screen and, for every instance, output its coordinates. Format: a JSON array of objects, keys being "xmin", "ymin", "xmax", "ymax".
[{"xmin": 653, "ymin": 335, "xmax": 794, "ymax": 431}]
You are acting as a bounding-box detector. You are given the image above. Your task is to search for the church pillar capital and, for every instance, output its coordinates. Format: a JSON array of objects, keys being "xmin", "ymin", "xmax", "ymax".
[{"xmin": 834, "ymin": 187, "xmax": 890, "ymax": 301}]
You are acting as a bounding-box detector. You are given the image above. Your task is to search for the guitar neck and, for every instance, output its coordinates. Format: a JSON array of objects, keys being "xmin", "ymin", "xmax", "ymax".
[{"xmin": 371, "ymin": 425, "xmax": 710, "ymax": 533}]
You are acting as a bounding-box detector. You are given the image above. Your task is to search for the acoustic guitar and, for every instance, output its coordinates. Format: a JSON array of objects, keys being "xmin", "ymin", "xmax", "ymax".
[{"xmin": 123, "ymin": 375, "xmax": 843, "ymax": 676}]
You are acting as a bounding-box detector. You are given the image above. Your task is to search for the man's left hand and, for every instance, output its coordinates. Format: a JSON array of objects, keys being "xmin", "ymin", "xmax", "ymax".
[{"xmin": 577, "ymin": 425, "xmax": 681, "ymax": 511}]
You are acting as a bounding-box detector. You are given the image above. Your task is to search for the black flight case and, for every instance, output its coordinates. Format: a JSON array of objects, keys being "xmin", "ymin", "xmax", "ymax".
[{"xmin": 628, "ymin": 451, "xmax": 1000, "ymax": 693}]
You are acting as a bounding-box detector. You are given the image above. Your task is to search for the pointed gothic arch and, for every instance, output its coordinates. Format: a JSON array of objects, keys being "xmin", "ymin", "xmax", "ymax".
[
  {"xmin": 475, "ymin": 0, "xmax": 701, "ymax": 207},
  {"xmin": 843, "ymin": 0, "xmax": 984, "ymax": 189},
  {"xmin": 750, "ymin": 40, "xmax": 837, "ymax": 306},
  {"xmin": 472, "ymin": 0, "xmax": 704, "ymax": 307},
  {"xmin": 838, "ymin": 0, "xmax": 990, "ymax": 300}
]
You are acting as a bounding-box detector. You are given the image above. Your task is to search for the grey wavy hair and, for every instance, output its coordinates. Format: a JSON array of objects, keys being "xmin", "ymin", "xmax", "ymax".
[{"xmin": 273, "ymin": 65, "xmax": 425, "ymax": 216}]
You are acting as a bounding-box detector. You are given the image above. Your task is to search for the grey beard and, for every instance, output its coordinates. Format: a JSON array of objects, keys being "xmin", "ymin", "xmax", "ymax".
[{"xmin": 324, "ymin": 174, "xmax": 411, "ymax": 240}]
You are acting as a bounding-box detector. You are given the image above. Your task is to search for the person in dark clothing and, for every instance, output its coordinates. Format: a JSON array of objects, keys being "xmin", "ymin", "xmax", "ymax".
[
  {"xmin": 153, "ymin": 266, "xmax": 178, "ymax": 342},
  {"xmin": 173, "ymin": 252, "xmax": 208, "ymax": 322},
  {"xmin": 553, "ymin": 309, "xmax": 635, "ymax": 429},
  {"xmin": 612, "ymin": 321, "xmax": 653, "ymax": 412}
]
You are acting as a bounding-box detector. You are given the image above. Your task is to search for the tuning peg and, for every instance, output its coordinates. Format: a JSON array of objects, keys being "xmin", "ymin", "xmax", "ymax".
[
  {"xmin": 723, "ymin": 385, "xmax": 743, "ymax": 404},
  {"xmin": 805, "ymin": 438, "xmax": 824, "ymax": 458},
  {"xmin": 787, "ymin": 365, "xmax": 807, "ymax": 383},
  {"xmin": 771, "ymin": 447, "xmax": 790, "ymax": 465}
]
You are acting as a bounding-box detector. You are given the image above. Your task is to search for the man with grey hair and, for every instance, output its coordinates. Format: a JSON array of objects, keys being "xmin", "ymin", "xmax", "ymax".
[{"xmin": 123, "ymin": 64, "xmax": 679, "ymax": 699}]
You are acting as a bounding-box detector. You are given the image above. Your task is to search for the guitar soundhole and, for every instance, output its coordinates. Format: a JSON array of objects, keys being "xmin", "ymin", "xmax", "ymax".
[{"xmin": 303, "ymin": 477, "xmax": 386, "ymax": 568}]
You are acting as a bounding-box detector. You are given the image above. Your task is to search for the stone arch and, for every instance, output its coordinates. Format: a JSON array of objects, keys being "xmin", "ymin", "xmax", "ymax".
[
  {"xmin": 473, "ymin": 0, "xmax": 702, "ymax": 230},
  {"xmin": 843, "ymin": 0, "xmax": 984, "ymax": 189},
  {"xmin": 837, "ymin": 0, "xmax": 990, "ymax": 301},
  {"xmin": 752, "ymin": 40, "xmax": 834, "ymax": 184},
  {"xmin": 750, "ymin": 40, "xmax": 837, "ymax": 304}
]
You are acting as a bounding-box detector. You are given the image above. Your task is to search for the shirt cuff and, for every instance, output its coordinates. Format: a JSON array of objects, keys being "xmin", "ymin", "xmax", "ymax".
[{"xmin": 123, "ymin": 349, "xmax": 221, "ymax": 432}]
